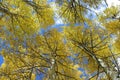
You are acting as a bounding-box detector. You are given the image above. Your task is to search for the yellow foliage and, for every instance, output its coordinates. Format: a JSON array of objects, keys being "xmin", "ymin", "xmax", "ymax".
[
  {"xmin": 112, "ymin": 38, "xmax": 120, "ymax": 54},
  {"xmin": 0, "ymin": 0, "xmax": 119, "ymax": 80},
  {"xmin": 104, "ymin": 20, "xmax": 120, "ymax": 33}
]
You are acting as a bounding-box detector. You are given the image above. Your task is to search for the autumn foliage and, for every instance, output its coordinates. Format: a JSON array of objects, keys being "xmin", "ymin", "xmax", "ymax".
[{"xmin": 0, "ymin": 0, "xmax": 120, "ymax": 80}]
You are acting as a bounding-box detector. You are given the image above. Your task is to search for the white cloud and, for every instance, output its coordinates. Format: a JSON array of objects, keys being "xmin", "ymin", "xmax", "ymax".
[
  {"xmin": 93, "ymin": 0, "xmax": 120, "ymax": 13},
  {"xmin": 107, "ymin": 0, "xmax": 120, "ymax": 7}
]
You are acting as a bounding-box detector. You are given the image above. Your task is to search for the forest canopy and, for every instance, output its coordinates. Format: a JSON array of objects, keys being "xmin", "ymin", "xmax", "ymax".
[{"xmin": 0, "ymin": 0, "xmax": 120, "ymax": 80}]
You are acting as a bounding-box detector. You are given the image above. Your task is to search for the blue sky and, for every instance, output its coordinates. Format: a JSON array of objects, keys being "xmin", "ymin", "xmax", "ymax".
[{"xmin": 0, "ymin": 55, "xmax": 3, "ymax": 66}]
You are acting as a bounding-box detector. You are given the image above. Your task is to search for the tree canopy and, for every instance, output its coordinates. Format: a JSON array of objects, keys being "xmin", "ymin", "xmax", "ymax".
[{"xmin": 0, "ymin": 0, "xmax": 120, "ymax": 80}]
